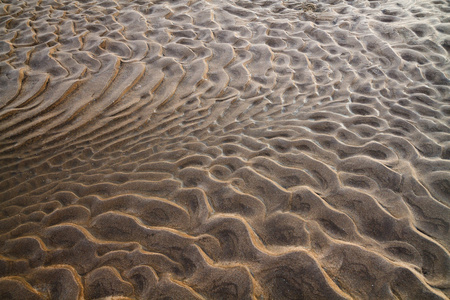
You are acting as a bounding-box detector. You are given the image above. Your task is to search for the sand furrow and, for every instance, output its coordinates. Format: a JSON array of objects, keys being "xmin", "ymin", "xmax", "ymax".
[{"xmin": 1, "ymin": 0, "xmax": 449, "ymax": 299}]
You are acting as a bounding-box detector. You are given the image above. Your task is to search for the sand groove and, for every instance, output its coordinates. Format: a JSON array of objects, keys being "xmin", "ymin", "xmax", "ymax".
[{"xmin": 1, "ymin": 0, "xmax": 450, "ymax": 299}]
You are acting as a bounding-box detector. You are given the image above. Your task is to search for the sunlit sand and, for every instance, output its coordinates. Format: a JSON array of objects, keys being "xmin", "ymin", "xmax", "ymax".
[{"xmin": 0, "ymin": 0, "xmax": 449, "ymax": 298}]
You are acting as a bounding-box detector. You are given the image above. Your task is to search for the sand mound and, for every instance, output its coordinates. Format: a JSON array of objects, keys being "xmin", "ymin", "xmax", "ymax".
[{"xmin": 0, "ymin": 0, "xmax": 449, "ymax": 298}]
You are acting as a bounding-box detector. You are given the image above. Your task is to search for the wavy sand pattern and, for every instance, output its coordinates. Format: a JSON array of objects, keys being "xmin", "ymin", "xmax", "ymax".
[{"xmin": 1, "ymin": 0, "xmax": 449, "ymax": 298}]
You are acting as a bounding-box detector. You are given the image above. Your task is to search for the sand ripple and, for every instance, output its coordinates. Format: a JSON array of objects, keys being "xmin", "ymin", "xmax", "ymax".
[{"xmin": 0, "ymin": 0, "xmax": 449, "ymax": 298}]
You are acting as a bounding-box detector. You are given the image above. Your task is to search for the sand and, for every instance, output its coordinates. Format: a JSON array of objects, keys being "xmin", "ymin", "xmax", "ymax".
[{"xmin": 0, "ymin": 0, "xmax": 449, "ymax": 298}]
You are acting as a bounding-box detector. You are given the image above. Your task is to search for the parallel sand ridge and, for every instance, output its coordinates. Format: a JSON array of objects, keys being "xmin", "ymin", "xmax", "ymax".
[{"xmin": 0, "ymin": 0, "xmax": 449, "ymax": 298}]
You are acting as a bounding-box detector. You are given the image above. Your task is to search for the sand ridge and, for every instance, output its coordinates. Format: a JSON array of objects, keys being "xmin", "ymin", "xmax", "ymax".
[{"xmin": 0, "ymin": 0, "xmax": 449, "ymax": 298}]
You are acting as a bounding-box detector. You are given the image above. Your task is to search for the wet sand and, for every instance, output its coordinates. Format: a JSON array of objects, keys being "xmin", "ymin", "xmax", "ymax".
[{"xmin": 0, "ymin": 0, "xmax": 449, "ymax": 299}]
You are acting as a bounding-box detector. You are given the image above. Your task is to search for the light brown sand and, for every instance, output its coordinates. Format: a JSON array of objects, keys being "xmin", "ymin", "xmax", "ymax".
[{"xmin": 0, "ymin": 0, "xmax": 449, "ymax": 298}]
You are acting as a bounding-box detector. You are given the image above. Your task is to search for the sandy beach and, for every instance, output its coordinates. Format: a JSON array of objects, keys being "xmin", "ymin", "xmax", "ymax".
[{"xmin": 0, "ymin": 0, "xmax": 449, "ymax": 298}]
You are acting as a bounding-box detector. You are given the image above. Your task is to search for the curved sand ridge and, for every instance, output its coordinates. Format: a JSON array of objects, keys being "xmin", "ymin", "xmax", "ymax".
[{"xmin": 0, "ymin": 0, "xmax": 449, "ymax": 298}]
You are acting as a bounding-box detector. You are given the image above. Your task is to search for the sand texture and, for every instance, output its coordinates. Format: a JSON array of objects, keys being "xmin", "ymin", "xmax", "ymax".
[{"xmin": 0, "ymin": 0, "xmax": 449, "ymax": 298}]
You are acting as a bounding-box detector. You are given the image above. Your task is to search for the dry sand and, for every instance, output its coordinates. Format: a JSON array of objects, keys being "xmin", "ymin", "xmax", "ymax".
[{"xmin": 0, "ymin": 0, "xmax": 449, "ymax": 298}]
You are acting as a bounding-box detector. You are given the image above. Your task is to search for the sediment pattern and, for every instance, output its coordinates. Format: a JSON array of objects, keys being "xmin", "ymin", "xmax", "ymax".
[{"xmin": 0, "ymin": 0, "xmax": 449, "ymax": 298}]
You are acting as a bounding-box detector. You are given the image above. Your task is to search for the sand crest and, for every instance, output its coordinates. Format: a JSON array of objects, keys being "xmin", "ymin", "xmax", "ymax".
[{"xmin": 0, "ymin": 0, "xmax": 449, "ymax": 299}]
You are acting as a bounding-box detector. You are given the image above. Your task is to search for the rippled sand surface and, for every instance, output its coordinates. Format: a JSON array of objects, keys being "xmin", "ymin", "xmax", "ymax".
[{"xmin": 1, "ymin": 0, "xmax": 449, "ymax": 298}]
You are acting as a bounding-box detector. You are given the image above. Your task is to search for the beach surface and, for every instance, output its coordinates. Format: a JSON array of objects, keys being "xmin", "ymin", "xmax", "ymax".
[{"xmin": 0, "ymin": 0, "xmax": 449, "ymax": 298}]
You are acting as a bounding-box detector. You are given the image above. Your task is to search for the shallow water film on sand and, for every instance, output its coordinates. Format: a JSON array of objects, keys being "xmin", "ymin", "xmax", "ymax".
[{"xmin": 0, "ymin": 0, "xmax": 449, "ymax": 298}]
